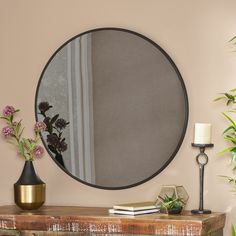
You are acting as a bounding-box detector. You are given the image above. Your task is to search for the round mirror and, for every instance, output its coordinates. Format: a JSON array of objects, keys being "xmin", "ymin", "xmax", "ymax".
[{"xmin": 35, "ymin": 28, "xmax": 188, "ymax": 189}]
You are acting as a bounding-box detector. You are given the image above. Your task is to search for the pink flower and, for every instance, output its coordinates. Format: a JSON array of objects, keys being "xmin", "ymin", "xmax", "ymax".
[
  {"xmin": 2, "ymin": 126, "xmax": 14, "ymax": 138},
  {"xmin": 2, "ymin": 106, "xmax": 15, "ymax": 117},
  {"xmin": 34, "ymin": 121, "xmax": 47, "ymax": 132},
  {"xmin": 34, "ymin": 145, "xmax": 44, "ymax": 158}
]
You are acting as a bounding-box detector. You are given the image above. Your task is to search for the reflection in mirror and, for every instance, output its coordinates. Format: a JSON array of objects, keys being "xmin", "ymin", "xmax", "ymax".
[
  {"xmin": 35, "ymin": 28, "xmax": 188, "ymax": 189},
  {"xmin": 38, "ymin": 102, "xmax": 69, "ymax": 168}
]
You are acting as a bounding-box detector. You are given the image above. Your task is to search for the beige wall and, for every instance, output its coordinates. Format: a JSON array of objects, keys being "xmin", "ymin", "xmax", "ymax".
[{"xmin": 0, "ymin": 0, "xmax": 236, "ymax": 234}]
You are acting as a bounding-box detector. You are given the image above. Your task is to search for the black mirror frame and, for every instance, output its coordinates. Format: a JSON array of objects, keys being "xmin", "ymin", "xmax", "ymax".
[{"xmin": 34, "ymin": 27, "xmax": 189, "ymax": 190}]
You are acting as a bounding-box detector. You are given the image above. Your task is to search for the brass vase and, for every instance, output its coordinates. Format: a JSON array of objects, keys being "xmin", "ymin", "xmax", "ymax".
[{"xmin": 14, "ymin": 160, "xmax": 45, "ymax": 210}]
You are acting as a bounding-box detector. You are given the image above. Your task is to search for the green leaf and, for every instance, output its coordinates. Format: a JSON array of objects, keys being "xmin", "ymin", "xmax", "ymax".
[
  {"xmin": 213, "ymin": 96, "xmax": 225, "ymax": 101},
  {"xmin": 228, "ymin": 109, "xmax": 236, "ymax": 113},
  {"xmin": 18, "ymin": 141, "xmax": 25, "ymax": 156},
  {"xmin": 232, "ymin": 225, "xmax": 236, "ymax": 236},
  {"xmin": 230, "ymin": 153, "xmax": 236, "ymax": 164},
  {"xmin": 222, "ymin": 93, "xmax": 236, "ymax": 105},
  {"xmin": 227, "ymin": 100, "xmax": 233, "ymax": 106},
  {"xmin": 229, "ymin": 36, "xmax": 236, "ymax": 42},
  {"xmin": 15, "ymin": 120, "xmax": 22, "ymax": 134},
  {"xmin": 22, "ymin": 138, "xmax": 31, "ymax": 149},
  {"xmin": 219, "ymin": 175, "xmax": 236, "ymax": 185},
  {"xmin": 9, "ymin": 115, "xmax": 14, "ymax": 123},
  {"xmin": 223, "ymin": 126, "xmax": 236, "ymax": 134},
  {"xmin": 225, "ymin": 93, "xmax": 235, "ymax": 100},
  {"xmin": 50, "ymin": 114, "xmax": 59, "ymax": 124},
  {"xmin": 225, "ymin": 134, "xmax": 236, "ymax": 138},
  {"xmin": 0, "ymin": 116, "xmax": 9, "ymax": 121},
  {"xmin": 224, "ymin": 136, "xmax": 236, "ymax": 144},
  {"xmin": 18, "ymin": 127, "xmax": 24, "ymax": 139},
  {"xmin": 230, "ymin": 147, "xmax": 236, "ymax": 153},
  {"xmin": 29, "ymin": 142, "xmax": 36, "ymax": 151},
  {"xmin": 219, "ymin": 146, "xmax": 234, "ymax": 154},
  {"xmin": 233, "ymin": 165, "xmax": 236, "ymax": 171},
  {"xmin": 222, "ymin": 113, "xmax": 236, "ymax": 128}
]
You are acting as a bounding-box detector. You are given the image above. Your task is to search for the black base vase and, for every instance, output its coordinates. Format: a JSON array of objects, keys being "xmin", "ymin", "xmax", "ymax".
[{"xmin": 14, "ymin": 160, "xmax": 46, "ymax": 210}]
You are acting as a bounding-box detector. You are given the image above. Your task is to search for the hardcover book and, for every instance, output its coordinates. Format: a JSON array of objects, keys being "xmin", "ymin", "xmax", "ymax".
[
  {"xmin": 113, "ymin": 201, "xmax": 158, "ymax": 211},
  {"xmin": 109, "ymin": 208, "xmax": 159, "ymax": 216}
]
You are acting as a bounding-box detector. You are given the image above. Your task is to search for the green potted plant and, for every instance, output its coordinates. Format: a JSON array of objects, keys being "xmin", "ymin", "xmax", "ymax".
[
  {"xmin": 159, "ymin": 194, "xmax": 184, "ymax": 214},
  {"xmin": 215, "ymin": 90, "xmax": 236, "ymax": 236},
  {"xmin": 215, "ymin": 90, "xmax": 236, "ymax": 187}
]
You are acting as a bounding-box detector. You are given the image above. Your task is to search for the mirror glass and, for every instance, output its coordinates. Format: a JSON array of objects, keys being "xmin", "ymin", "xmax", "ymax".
[{"xmin": 35, "ymin": 28, "xmax": 188, "ymax": 189}]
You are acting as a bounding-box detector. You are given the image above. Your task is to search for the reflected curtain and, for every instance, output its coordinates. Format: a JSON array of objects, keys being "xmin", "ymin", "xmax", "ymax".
[{"xmin": 66, "ymin": 35, "xmax": 95, "ymax": 184}]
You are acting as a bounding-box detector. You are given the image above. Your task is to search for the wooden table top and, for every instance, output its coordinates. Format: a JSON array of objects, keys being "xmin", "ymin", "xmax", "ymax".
[{"xmin": 0, "ymin": 205, "xmax": 226, "ymax": 235}]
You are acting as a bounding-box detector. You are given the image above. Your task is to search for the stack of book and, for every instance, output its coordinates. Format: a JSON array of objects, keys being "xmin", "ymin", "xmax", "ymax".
[{"xmin": 109, "ymin": 201, "xmax": 160, "ymax": 216}]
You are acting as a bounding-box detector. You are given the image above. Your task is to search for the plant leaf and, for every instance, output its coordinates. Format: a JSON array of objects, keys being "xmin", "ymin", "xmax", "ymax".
[
  {"xmin": 229, "ymin": 36, "xmax": 236, "ymax": 42},
  {"xmin": 214, "ymin": 96, "xmax": 226, "ymax": 101},
  {"xmin": 222, "ymin": 113, "xmax": 236, "ymax": 128},
  {"xmin": 0, "ymin": 116, "xmax": 9, "ymax": 121},
  {"xmin": 230, "ymin": 152, "xmax": 236, "ymax": 164},
  {"xmin": 219, "ymin": 146, "xmax": 234, "ymax": 154},
  {"xmin": 47, "ymin": 123, "xmax": 53, "ymax": 134},
  {"xmin": 228, "ymin": 109, "xmax": 236, "ymax": 113},
  {"xmin": 224, "ymin": 136, "xmax": 236, "ymax": 144},
  {"xmin": 18, "ymin": 141, "xmax": 25, "ymax": 156},
  {"xmin": 22, "ymin": 138, "xmax": 31, "ymax": 149},
  {"xmin": 232, "ymin": 225, "xmax": 236, "ymax": 236},
  {"xmin": 15, "ymin": 120, "xmax": 22, "ymax": 134},
  {"xmin": 48, "ymin": 145, "xmax": 57, "ymax": 154},
  {"xmin": 219, "ymin": 175, "xmax": 236, "ymax": 184},
  {"xmin": 18, "ymin": 127, "xmax": 24, "ymax": 139},
  {"xmin": 223, "ymin": 126, "xmax": 236, "ymax": 134},
  {"xmin": 50, "ymin": 114, "xmax": 59, "ymax": 124},
  {"xmin": 230, "ymin": 147, "xmax": 236, "ymax": 153},
  {"xmin": 225, "ymin": 93, "xmax": 235, "ymax": 99},
  {"xmin": 9, "ymin": 115, "xmax": 13, "ymax": 123},
  {"xmin": 225, "ymin": 93, "xmax": 235, "ymax": 100}
]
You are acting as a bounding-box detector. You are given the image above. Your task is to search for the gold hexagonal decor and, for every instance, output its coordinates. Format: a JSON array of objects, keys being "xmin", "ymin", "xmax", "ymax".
[{"xmin": 156, "ymin": 185, "xmax": 189, "ymax": 214}]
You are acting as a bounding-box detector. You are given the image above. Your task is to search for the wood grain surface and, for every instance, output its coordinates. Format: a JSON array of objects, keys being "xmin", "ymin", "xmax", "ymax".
[{"xmin": 0, "ymin": 206, "xmax": 226, "ymax": 235}]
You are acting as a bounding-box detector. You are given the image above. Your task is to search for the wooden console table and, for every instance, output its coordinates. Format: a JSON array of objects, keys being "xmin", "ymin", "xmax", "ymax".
[{"xmin": 0, "ymin": 205, "xmax": 225, "ymax": 235}]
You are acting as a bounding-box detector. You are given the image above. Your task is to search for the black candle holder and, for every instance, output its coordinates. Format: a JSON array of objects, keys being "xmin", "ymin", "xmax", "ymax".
[{"xmin": 191, "ymin": 143, "xmax": 214, "ymax": 214}]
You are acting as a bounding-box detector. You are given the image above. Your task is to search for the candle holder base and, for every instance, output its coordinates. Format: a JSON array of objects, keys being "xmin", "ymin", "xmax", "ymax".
[
  {"xmin": 191, "ymin": 209, "xmax": 212, "ymax": 214},
  {"xmin": 191, "ymin": 143, "xmax": 214, "ymax": 215},
  {"xmin": 192, "ymin": 143, "xmax": 214, "ymax": 148}
]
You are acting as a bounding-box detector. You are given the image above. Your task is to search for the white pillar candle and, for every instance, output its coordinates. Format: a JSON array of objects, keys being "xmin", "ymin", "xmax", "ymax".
[{"xmin": 194, "ymin": 123, "xmax": 212, "ymax": 144}]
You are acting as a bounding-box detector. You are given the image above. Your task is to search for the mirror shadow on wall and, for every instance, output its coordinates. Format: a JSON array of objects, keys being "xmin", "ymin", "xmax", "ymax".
[{"xmin": 35, "ymin": 28, "xmax": 188, "ymax": 189}]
